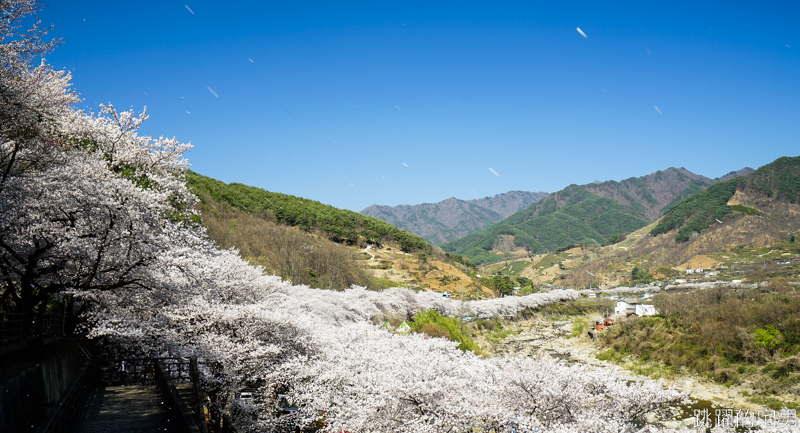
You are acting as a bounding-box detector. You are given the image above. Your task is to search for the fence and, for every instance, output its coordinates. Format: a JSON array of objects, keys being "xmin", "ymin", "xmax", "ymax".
[
  {"xmin": 93, "ymin": 357, "xmax": 208, "ymax": 433},
  {"xmin": 92, "ymin": 357, "xmax": 196, "ymax": 386},
  {"xmin": 155, "ymin": 359, "xmax": 203, "ymax": 433},
  {"xmin": 32, "ymin": 362, "xmax": 92, "ymax": 433},
  {"xmin": 0, "ymin": 312, "xmax": 64, "ymax": 354}
]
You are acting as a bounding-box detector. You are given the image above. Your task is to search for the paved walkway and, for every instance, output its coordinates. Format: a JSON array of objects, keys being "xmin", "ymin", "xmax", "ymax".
[{"xmin": 70, "ymin": 385, "xmax": 170, "ymax": 432}]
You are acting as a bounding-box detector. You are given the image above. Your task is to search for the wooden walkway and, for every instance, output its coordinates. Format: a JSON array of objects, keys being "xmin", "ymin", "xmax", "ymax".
[{"xmin": 69, "ymin": 385, "xmax": 170, "ymax": 433}]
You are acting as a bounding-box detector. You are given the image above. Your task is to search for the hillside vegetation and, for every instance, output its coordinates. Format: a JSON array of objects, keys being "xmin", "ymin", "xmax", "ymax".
[
  {"xmin": 191, "ymin": 187, "xmax": 378, "ymax": 290},
  {"xmin": 440, "ymin": 167, "xmax": 747, "ymax": 264},
  {"xmin": 442, "ymin": 186, "xmax": 649, "ymax": 263},
  {"xmin": 189, "ymin": 172, "xmax": 488, "ymax": 293},
  {"xmin": 652, "ymin": 156, "xmax": 800, "ymax": 242},
  {"xmin": 600, "ymin": 282, "xmax": 800, "ymax": 409},
  {"xmin": 188, "ymin": 172, "xmax": 428, "ymax": 251}
]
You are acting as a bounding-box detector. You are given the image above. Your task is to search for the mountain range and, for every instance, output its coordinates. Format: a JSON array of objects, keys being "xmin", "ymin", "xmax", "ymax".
[
  {"xmin": 440, "ymin": 167, "xmax": 753, "ymax": 263},
  {"xmin": 361, "ymin": 191, "xmax": 548, "ymax": 245}
]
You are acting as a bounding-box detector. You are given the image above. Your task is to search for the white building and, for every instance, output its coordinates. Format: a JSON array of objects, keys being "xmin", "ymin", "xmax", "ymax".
[
  {"xmin": 615, "ymin": 300, "xmax": 658, "ymax": 317},
  {"xmin": 635, "ymin": 304, "xmax": 657, "ymax": 316},
  {"xmin": 614, "ymin": 301, "xmax": 629, "ymax": 316}
]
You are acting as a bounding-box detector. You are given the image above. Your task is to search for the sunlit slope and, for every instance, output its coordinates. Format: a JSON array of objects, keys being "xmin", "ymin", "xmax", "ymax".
[
  {"xmin": 187, "ymin": 172, "xmax": 429, "ymax": 251},
  {"xmin": 441, "ymin": 168, "xmax": 730, "ymax": 263},
  {"xmin": 441, "ymin": 187, "xmax": 650, "ymax": 263},
  {"xmin": 652, "ymin": 156, "xmax": 800, "ymax": 242},
  {"xmin": 187, "ymin": 172, "xmax": 488, "ymax": 294}
]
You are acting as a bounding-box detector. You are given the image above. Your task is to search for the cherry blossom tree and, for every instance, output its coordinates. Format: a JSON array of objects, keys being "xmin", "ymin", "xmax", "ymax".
[
  {"xmin": 1, "ymin": 25, "xmax": 196, "ymax": 315},
  {"xmin": 0, "ymin": 4, "xmax": 692, "ymax": 432}
]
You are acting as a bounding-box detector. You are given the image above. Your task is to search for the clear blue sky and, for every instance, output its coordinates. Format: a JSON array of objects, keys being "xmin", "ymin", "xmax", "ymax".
[{"xmin": 41, "ymin": 1, "xmax": 799, "ymax": 212}]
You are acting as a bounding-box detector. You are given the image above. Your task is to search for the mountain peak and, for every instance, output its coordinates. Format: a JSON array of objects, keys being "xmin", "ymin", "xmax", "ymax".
[{"xmin": 360, "ymin": 190, "xmax": 548, "ymax": 245}]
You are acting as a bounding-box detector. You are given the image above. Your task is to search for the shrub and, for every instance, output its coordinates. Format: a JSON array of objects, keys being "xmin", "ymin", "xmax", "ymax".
[
  {"xmin": 419, "ymin": 323, "xmax": 451, "ymax": 339},
  {"xmin": 779, "ymin": 355, "xmax": 800, "ymax": 372},
  {"xmin": 411, "ymin": 309, "xmax": 480, "ymax": 353},
  {"xmin": 714, "ymin": 368, "xmax": 737, "ymax": 383},
  {"xmin": 755, "ymin": 326, "xmax": 784, "ymax": 350}
]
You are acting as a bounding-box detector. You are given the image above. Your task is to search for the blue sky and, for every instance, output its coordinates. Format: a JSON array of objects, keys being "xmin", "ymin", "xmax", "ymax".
[{"xmin": 41, "ymin": 1, "xmax": 799, "ymax": 212}]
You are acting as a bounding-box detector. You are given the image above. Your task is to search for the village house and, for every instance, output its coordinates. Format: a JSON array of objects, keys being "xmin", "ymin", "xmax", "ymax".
[
  {"xmin": 635, "ymin": 304, "xmax": 657, "ymax": 316},
  {"xmin": 614, "ymin": 300, "xmax": 658, "ymax": 317}
]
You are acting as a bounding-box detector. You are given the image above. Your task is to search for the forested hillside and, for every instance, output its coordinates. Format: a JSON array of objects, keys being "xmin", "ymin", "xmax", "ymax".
[
  {"xmin": 188, "ymin": 172, "xmax": 484, "ymax": 291},
  {"xmin": 441, "ymin": 167, "xmax": 750, "ymax": 264},
  {"xmin": 191, "ymin": 186, "xmax": 377, "ymax": 290},
  {"xmin": 361, "ymin": 190, "xmax": 548, "ymax": 245},
  {"xmin": 188, "ymin": 172, "xmax": 429, "ymax": 251},
  {"xmin": 443, "ymin": 187, "xmax": 649, "ymax": 263},
  {"xmin": 651, "ymin": 156, "xmax": 800, "ymax": 242}
]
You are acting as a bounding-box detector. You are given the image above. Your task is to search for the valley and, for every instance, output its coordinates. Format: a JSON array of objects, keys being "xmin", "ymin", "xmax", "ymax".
[
  {"xmin": 475, "ymin": 301, "xmax": 799, "ymax": 428},
  {"xmin": 4, "ymin": 3, "xmax": 800, "ymax": 431}
]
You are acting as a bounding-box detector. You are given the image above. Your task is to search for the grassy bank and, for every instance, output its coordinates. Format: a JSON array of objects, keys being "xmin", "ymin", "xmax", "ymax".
[{"xmin": 599, "ymin": 282, "xmax": 800, "ymax": 408}]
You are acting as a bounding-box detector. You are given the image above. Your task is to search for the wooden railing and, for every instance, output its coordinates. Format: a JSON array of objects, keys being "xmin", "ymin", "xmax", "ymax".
[
  {"xmin": 0, "ymin": 312, "xmax": 64, "ymax": 354},
  {"xmin": 32, "ymin": 361, "xmax": 92, "ymax": 433},
  {"xmin": 29, "ymin": 355, "xmax": 231, "ymax": 433},
  {"xmin": 94, "ymin": 357, "xmax": 208, "ymax": 433},
  {"xmin": 155, "ymin": 359, "xmax": 203, "ymax": 433},
  {"xmin": 0, "ymin": 313, "xmax": 30, "ymax": 346}
]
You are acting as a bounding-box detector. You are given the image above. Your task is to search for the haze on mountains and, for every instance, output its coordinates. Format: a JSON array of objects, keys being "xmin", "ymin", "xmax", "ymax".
[
  {"xmin": 441, "ymin": 166, "xmax": 753, "ymax": 264},
  {"xmin": 361, "ymin": 190, "xmax": 548, "ymax": 245}
]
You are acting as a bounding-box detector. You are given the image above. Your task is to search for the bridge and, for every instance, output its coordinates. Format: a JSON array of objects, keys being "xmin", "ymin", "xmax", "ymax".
[
  {"xmin": 32, "ymin": 357, "xmax": 214, "ymax": 433},
  {"xmin": 2, "ymin": 314, "xmax": 242, "ymax": 433}
]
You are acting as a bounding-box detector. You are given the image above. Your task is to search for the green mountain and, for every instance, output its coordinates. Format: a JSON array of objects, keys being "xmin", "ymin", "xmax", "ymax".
[
  {"xmin": 441, "ymin": 167, "xmax": 752, "ymax": 263},
  {"xmin": 651, "ymin": 156, "xmax": 800, "ymax": 242},
  {"xmin": 187, "ymin": 172, "xmax": 429, "ymax": 252},
  {"xmin": 360, "ymin": 191, "xmax": 548, "ymax": 245},
  {"xmin": 186, "ymin": 172, "xmax": 482, "ymax": 291}
]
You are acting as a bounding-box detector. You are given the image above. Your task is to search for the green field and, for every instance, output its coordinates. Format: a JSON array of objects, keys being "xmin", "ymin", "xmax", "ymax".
[{"xmin": 532, "ymin": 254, "xmax": 562, "ymax": 270}]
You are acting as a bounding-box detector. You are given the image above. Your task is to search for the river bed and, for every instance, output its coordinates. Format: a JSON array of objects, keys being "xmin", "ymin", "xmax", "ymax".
[{"xmin": 487, "ymin": 317, "xmax": 774, "ymax": 430}]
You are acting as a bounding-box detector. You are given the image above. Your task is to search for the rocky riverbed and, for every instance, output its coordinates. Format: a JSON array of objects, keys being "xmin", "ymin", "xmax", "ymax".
[{"xmin": 486, "ymin": 317, "xmax": 774, "ymax": 429}]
